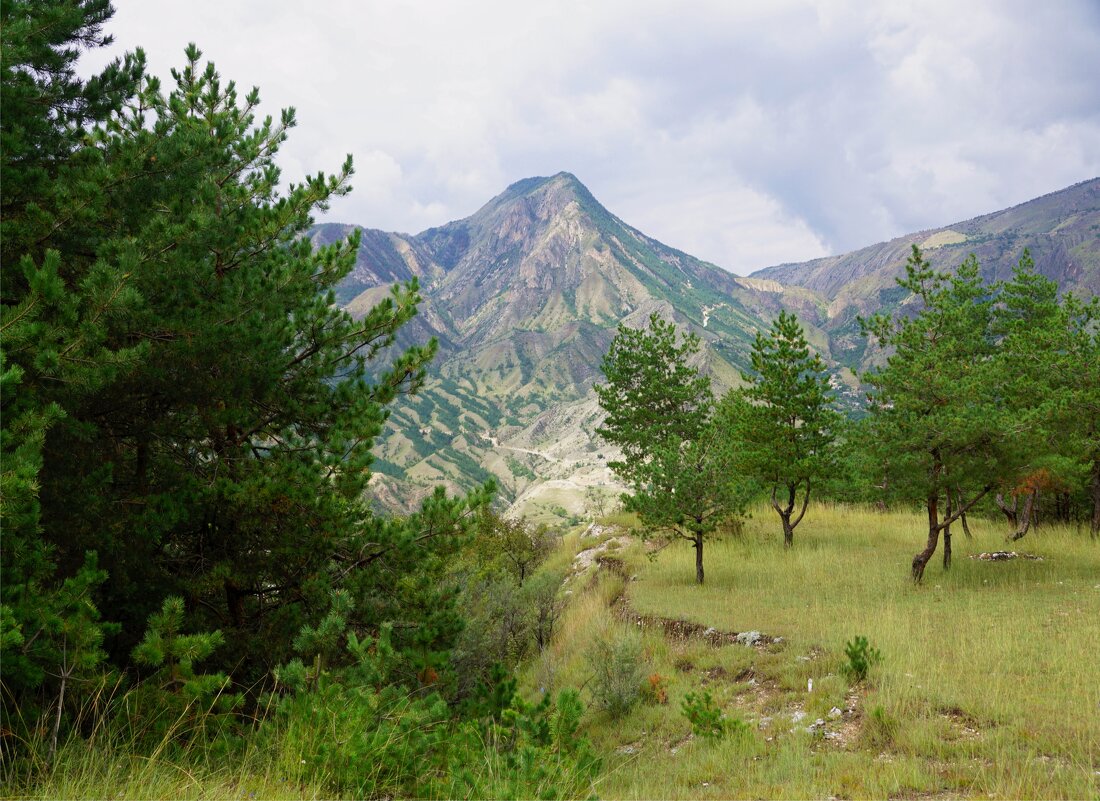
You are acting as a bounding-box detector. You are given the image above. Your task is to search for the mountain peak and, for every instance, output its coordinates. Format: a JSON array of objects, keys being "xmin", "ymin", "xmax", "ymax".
[{"xmin": 498, "ymin": 171, "xmax": 586, "ymax": 202}]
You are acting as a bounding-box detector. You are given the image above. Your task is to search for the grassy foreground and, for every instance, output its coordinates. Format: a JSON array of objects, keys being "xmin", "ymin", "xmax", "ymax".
[
  {"xmin": 525, "ymin": 503, "xmax": 1100, "ymax": 800},
  {"xmin": 14, "ymin": 504, "xmax": 1098, "ymax": 799}
]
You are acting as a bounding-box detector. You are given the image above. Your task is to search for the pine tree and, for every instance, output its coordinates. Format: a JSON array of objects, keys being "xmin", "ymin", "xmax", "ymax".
[
  {"xmin": 860, "ymin": 246, "xmax": 1018, "ymax": 581},
  {"xmin": 734, "ymin": 311, "xmax": 839, "ymax": 547},
  {"xmin": 595, "ymin": 313, "xmax": 745, "ymax": 583},
  {"xmin": 990, "ymin": 251, "xmax": 1100, "ymax": 538},
  {"xmin": 3, "ymin": 23, "xmax": 492, "ymax": 734},
  {"xmin": 1, "ymin": 0, "xmax": 145, "ymax": 272},
  {"xmin": 623, "ymin": 416, "xmax": 746, "ymax": 584},
  {"xmin": 1048, "ymin": 293, "xmax": 1100, "ymax": 537},
  {"xmin": 595, "ymin": 313, "xmax": 712, "ymax": 482},
  {"xmin": 1, "ymin": 0, "xmax": 146, "ymax": 724}
]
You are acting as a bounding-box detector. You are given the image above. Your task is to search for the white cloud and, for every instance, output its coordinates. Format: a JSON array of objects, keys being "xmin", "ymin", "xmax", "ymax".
[{"xmin": 84, "ymin": 0, "xmax": 1100, "ymax": 273}]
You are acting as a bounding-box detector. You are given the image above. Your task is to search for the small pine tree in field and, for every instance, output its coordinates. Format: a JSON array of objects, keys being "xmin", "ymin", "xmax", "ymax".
[
  {"xmin": 842, "ymin": 635, "xmax": 881, "ymax": 682},
  {"xmin": 595, "ymin": 314, "xmax": 748, "ymax": 584},
  {"xmin": 681, "ymin": 690, "xmax": 750, "ymax": 740},
  {"xmin": 127, "ymin": 597, "xmax": 239, "ymax": 745},
  {"xmin": 731, "ymin": 310, "xmax": 839, "ymax": 548}
]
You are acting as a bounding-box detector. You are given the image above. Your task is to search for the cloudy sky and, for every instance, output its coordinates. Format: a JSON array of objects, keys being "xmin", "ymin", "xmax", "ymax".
[{"xmin": 84, "ymin": 1, "xmax": 1100, "ymax": 274}]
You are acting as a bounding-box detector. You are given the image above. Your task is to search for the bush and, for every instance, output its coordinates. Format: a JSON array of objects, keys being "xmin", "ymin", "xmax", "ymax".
[
  {"xmin": 680, "ymin": 690, "xmax": 749, "ymax": 739},
  {"xmin": 585, "ymin": 630, "xmax": 644, "ymax": 718},
  {"xmin": 843, "ymin": 635, "xmax": 882, "ymax": 682},
  {"xmin": 446, "ymin": 688, "xmax": 601, "ymax": 799},
  {"xmin": 523, "ymin": 568, "xmax": 566, "ymax": 652},
  {"xmin": 451, "ymin": 574, "xmax": 533, "ymax": 698}
]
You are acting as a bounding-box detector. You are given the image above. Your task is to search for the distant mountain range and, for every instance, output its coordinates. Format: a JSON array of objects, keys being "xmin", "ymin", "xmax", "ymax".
[
  {"xmin": 313, "ymin": 174, "xmax": 1100, "ymax": 522},
  {"xmin": 751, "ymin": 178, "xmax": 1100, "ymax": 369}
]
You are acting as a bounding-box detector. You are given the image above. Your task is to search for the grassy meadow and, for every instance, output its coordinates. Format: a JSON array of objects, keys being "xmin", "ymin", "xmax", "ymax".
[
  {"xmin": 14, "ymin": 503, "xmax": 1098, "ymax": 800},
  {"xmin": 523, "ymin": 503, "xmax": 1100, "ymax": 800}
]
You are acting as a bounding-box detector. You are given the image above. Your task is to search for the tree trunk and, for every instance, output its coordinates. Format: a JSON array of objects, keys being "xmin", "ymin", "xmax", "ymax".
[
  {"xmin": 781, "ymin": 512, "xmax": 794, "ymax": 549},
  {"xmin": 943, "ymin": 492, "xmax": 952, "ymax": 570},
  {"xmin": 225, "ymin": 580, "xmax": 245, "ymax": 628},
  {"xmin": 1009, "ymin": 488, "xmax": 1037, "ymax": 541},
  {"xmin": 912, "ymin": 490, "xmax": 940, "ymax": 582},
  {"xmin": 772, "ymin": 482, "xmax": 805, "ymax": 549},
  {"xmin": 1091, "ymin": 459, "xmax": 1100, "ymax": 540},
  {"xmin": 955, "ymin": 489, "xmax": 973, "ymax": 539},
  {"xmin": 874, "ymin": 464, "xmax": 889, "ymax": 512},
  {"xmin": 995, "ymin": 492, "xmax": 1018, "ymax": 529},
  {"xmin": 694, "ymin": 535, "xmax": 704, "ymax": 585}
]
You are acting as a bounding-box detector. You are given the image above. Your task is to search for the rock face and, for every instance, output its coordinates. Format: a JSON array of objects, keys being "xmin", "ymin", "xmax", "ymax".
[
  {"xmin": 319, "ymin": 173, "xmax": 799, "ymax": 518},
  {"xmin": 318, "ymin": 174, "xmax": 1099, "ymax": 520}
]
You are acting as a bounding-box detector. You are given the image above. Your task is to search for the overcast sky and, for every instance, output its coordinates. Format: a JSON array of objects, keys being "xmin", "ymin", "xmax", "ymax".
[{"xmin": 83, "ymin": 1, "xmax": 1100, "ymax": 275}]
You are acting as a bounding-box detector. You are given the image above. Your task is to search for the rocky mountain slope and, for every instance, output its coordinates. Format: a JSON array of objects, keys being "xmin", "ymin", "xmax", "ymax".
[
  {"xmin": 318, "ymin": 174, "xmax": 1099, "ymax": 521},
  {"xmin": 314, "ymin": 173, "xmax": 829, "ymax": 520},
  {"xmin": 751, "ymin": 177, "xmax": 1100, "ymax": 370}
]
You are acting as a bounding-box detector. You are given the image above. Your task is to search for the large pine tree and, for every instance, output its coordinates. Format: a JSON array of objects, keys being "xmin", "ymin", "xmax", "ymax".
[
  {"xmin": 860, "ymin": 246, "xmax": 1019, "ymax": 581},
  {"xmin": 2, "ymin": 4, "xmax": 489, "ymax": 731}
]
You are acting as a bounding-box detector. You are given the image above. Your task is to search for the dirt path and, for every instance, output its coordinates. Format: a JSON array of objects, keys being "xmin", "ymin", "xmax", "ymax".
[{"xmin": 480, "ymin": 431, "xmax": 561, "ymax": 463}]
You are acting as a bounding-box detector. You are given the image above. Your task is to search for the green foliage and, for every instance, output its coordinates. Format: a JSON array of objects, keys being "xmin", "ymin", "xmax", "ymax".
[
  {"xmin": 595, "ymin": 312, "xmax": 712, "ymax": 479},
  {"xmin": 468, "ymin": 510, "xmax": 557, "ymax": 584},
  {"xmin": 269, "ymin": 608, "xmax": 598, "ymax": 800},
  {"xmin": 861, "ymin": 244, "xmax": 1100, "ymax": 573},
  {"xmin": 993, "ymin": 250, "xmax": 1100, "ymax": 537},
  {"xmin": 585, "ymin": 630, "xmax": 645, "ymax": 718},
  {"xmin": 731, "ymin": 310, "xmax": 840, "ymax": 546},
  {"xmin": 506, "ymin": 455, "xmax": 537, "ymax": 480},
  {"xmin": 860, "ymin": 246, "xmax": 1017, "ymax": 579},
  {"xmin": 451, "ymin": 574, "xmax": 534, "ymax": 696},
  {"xmin": 1, "ymin": 0, "xmax": 145, "ymax": 265},
  {"xmin": 446, "ymin": 688, "xmax": 601, "ymax": 800},
  {"xmin": 450, "ymin": 513, "xmax": 563, "ymax": 696},
  {"xmin": 680, "ymin": 690, "xmax": 749, "ymax": 740},
  {"xmin": 842, "ymin": 635, "xmax": 882, "ymax": 682},
  {"xmin": 595, "ymin": 314, "xmax": 749, "ymax": 583},
  {"xmin": 276, "ymin": 676, "xmax": 450, "ymax": 797},
  {"xmin": 125, "ymin": 597, "xmax": 240, "ymax": 746},
  {"xmin": 1, "ymin": 3, "xmax": 493, "ymax": 773},
  {"xmin": 523, "ymin": 568, "xmax": 567, "ymax": 652},
  {"xmin": 0, "ymin": 550, "xmax": 118, "ymax": 765}
]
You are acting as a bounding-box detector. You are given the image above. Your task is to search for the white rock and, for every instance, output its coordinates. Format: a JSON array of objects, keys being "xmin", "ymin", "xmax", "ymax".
[{"xmin": 735, "ymin": 630, "xmax": 763, "ymax": 646}]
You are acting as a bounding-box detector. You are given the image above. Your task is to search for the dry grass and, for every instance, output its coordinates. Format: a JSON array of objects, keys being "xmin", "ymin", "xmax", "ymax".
[
  {"xmin": 17, "ymin": 504, "xmax": 1098, "ymax": 799},
  {"xmin": 524, "ymin": 502, "xmax": 1100, "ymax": 799}
]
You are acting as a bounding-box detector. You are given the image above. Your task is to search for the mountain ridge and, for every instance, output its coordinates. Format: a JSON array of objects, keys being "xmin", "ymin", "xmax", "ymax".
[{"xmin": 316, "ymin": 174, "xmax": 1099, "ymax": 521}]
